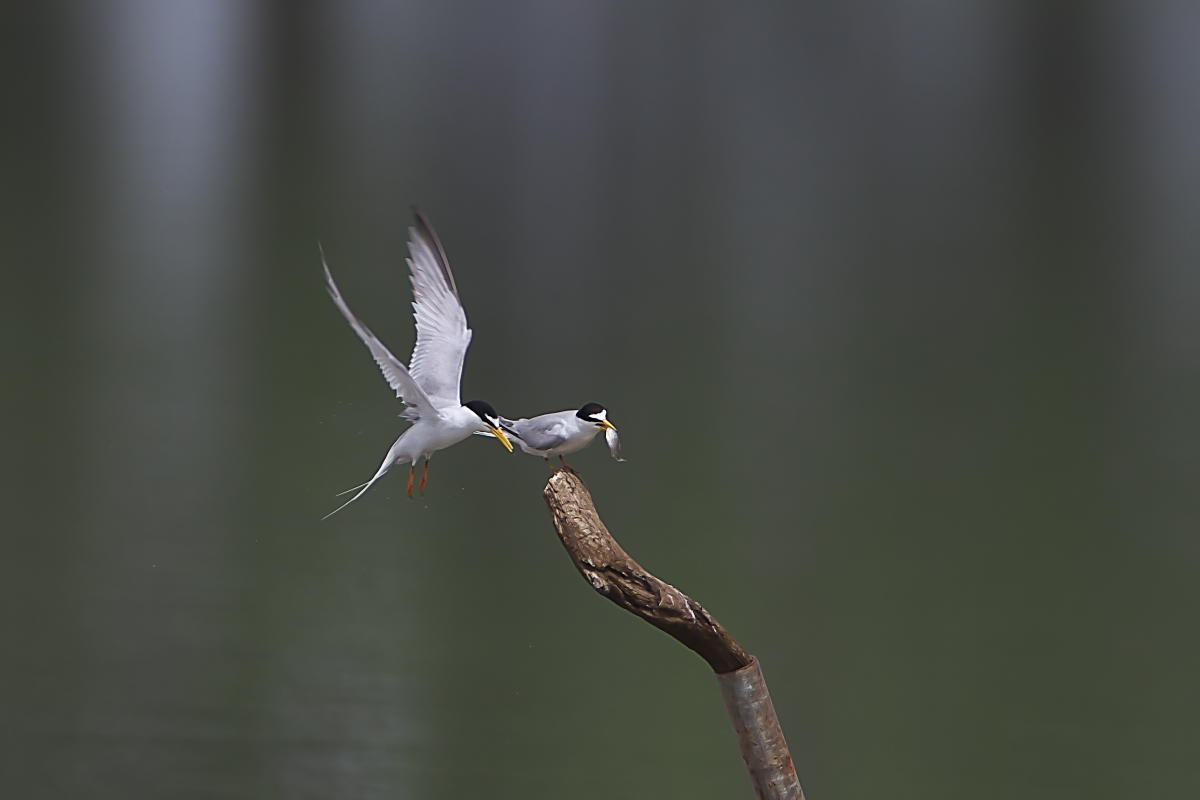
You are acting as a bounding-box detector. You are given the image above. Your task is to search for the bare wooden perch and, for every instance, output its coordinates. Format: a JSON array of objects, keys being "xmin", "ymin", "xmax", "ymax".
[{"xmin": 543, "ymin": 469, "xmax": 804, "ymax": 800}]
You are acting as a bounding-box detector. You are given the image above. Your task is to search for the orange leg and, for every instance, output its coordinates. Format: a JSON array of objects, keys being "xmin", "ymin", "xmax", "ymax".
[
  {"xmin": 406, "ymin": 466, "xmax": 415, "ymax": 498},
  {"xmin": 418, "ymin": 459, "xmax": 430, "ymax": 494}
]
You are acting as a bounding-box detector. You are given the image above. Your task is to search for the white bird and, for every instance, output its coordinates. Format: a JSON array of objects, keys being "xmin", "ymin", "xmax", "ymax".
[
  {"xmin": 480, "ymin": 403, "xmax": 625, "ymax": 469},
  {"xmin": 321, "ymin": 210, "xmax": 513, "ymax": 518}
]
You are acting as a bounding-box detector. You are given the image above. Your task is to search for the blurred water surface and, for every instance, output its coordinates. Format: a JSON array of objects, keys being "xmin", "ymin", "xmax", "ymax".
[{"xmin": 3, "ymin": 3, "xmax": 1198, "ymax": 798}]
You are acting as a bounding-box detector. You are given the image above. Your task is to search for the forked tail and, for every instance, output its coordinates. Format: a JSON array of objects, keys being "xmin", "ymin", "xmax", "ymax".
[{"xmin": 322, "ymin": 448, "xmax": 405, "ymax": 520}]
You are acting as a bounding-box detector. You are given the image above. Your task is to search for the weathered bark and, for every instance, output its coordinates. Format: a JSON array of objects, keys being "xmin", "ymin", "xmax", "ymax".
[
  {"xmin": 719, "ymin": 658, "xmax": 805, "ymax": 800},
  {"xmin": 542, "ymin": 469, "xmax": 751, "ymax": 673},
  {"xmin": 542, "ymin": 469, "xmax": 804, "ymax": 800}
]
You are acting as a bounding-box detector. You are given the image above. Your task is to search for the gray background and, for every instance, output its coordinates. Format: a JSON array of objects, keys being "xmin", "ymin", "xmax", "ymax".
[{"xmin": 3, "ymin": 2, "xmax": 1197, "ymax": 798}]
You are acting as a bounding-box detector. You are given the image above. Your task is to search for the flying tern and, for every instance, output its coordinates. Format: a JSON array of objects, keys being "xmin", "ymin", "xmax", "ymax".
[{"xmin": 322, "ymin": 211, "xmax": 513, "ymax": 518}]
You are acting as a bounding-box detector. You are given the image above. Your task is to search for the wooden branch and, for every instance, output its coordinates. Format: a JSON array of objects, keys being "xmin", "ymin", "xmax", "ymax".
[
  {"xmin": 542, "ymin": 469, "xmax": 804, "ymax": 800},
  {"xmin": 543, "ymin": 469, "xmax": 751, "ymax": 673},
  {"xmin": 719, "ymin": 658, "xmax": 806, "ymax": 800}
]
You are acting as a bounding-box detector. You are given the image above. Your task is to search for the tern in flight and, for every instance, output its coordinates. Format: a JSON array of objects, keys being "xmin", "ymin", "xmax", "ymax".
[{"xmin": 322, "ymin": 211, "xmax": 513, "ymax": 518}]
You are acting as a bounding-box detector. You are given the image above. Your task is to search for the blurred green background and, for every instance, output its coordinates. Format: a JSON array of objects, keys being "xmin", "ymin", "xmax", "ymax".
[{"xmin": 3, "ymin": 2, "xmax": 1197, "ymax": 798}]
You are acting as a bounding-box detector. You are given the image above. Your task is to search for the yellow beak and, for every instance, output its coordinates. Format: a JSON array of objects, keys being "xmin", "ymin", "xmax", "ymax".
[
  {"xmin": 491, "ymin": 427, "xmax": 515, "ymax": 452},
  {"xmin": 598, "ymin": 419, "xmax": 617, "ymax": 432}
]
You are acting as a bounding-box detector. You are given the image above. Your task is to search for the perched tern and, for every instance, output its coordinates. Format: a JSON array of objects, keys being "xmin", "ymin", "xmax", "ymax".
[
  {"xmin": 480, "ymin": 403, "xmax": 625, "ymax": 468},
  {"xmin": 322, "ymin": 211, "xmax": 513, "ymax": 518}
]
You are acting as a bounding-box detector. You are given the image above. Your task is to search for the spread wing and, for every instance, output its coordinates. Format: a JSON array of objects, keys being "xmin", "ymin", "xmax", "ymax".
[
  {"xmin": 323, "ymin": 247, "xmax": 437, "ymax": 420},
  {"xmin": 406, "ymin": 210, "xmax": 472, "ymax": 409}
]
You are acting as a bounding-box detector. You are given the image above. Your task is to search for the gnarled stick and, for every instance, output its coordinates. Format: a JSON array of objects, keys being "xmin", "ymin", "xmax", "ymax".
[{"xmin": 543, "ymin": 469, "xmax": 804, "ymax": 800}]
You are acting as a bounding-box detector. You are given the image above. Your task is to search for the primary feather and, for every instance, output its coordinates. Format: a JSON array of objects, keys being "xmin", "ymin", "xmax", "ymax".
[
  {"xmin": 406, "ymin": 211, "xmax": 472, "ymax": 410},
  {"xmin": 321, "ymin": 245, "xmax": 435, "ymax": 420}
]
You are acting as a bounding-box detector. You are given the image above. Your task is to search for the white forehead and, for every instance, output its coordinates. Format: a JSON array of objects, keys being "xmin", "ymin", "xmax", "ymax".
[{"xmin": 590, "ymin": 408, "xmax": 607, "ymax": 421}]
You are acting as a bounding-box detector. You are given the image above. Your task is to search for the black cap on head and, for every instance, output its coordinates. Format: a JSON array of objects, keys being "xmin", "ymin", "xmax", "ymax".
[
  {"xmin": 464, "ymin": 400, "xmax": 500, "ymax": 423},
  {"xmin": 576, "ymin": 403, "xmax": 606, "ymax": 420}
]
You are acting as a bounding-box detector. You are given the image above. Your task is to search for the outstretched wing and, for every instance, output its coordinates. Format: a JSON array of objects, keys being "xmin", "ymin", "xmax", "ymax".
[
  {"xmin": 406, "ymin": 210, "xmax": 472, "ymax": 409},
  {"xmin": 323, "ymin": 247, "xmax": 436, "ymax": 420}
]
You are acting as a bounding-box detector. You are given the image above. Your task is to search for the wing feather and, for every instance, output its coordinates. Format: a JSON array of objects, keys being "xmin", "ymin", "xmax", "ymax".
[
  {"xmin": 322, "ymin": 247, "xmax": 436, "ymax": 419},
  {"xmin": 406, "ymin": 210, "xmax": 472, "ymax": 409},
  {"xmin": 507, "ymin": 415, "xmax": 570, "ymax": 451}
]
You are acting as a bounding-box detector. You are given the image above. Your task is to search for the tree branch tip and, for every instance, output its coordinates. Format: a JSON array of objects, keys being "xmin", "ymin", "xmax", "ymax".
[{"xmin": 545, "ymin": 468, "xmax": 586, "ymax": 496}]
